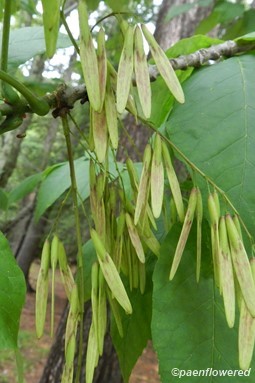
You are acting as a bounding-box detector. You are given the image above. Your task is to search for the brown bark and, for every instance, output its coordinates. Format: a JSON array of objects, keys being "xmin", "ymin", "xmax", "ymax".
[
  {"xmin": 154, "ymin": 0, "xmax": 214, "ymax": 49},
  {"xmin": 0, "ymin": 116, "xmax": 32, "ymax": 188},
  {"xmin": 3, "ymin": 115, "xmax": 58, "ymax": 287}
]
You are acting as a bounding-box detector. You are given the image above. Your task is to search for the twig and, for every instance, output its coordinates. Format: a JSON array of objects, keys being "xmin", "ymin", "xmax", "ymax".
[{"xmin": 0, "ymin": 39, "xmax": 254, "ymax": 119}]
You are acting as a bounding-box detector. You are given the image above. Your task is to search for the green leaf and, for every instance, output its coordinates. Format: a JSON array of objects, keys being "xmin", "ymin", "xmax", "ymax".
[
  {"xmin": 86, "ymin": 0, "xmax": 100, "ymax": 11},
  {"xmin": 0, "ymin": 0, "xmax": 3, "ymax": 21},
  {"xmin": 235, "ymin": 32, "xmax": 255, "ymax": 45},
  {"xmin": 223, "ymin": 10, "xmax": 255, "ymax": 40},
  {"xmin": 215, "ymin": 2, "xmax": 244, "ymax": 23},
  {"xmin": 152, "ymin": 225, "xmax": 255, "ymax": 383},
  {"xmin": 149, "ymin": 35, "xmax": 222, "ymax": 128},
  {"xmin": 9, "ymin": 173, "xmax": 42, "ymax": 205},
  {"xmin": 20, "ymin": 0, "xmax": 37, "ymax": 16},
  {"xmin": 0, "ymin": 188, "xmax": 9, "ymax": 210},
  {"xmin": 111, "ymin": 272, "xmax": 153, "ymax": 383},
  {"xmin": 0, "ymin": 27, "xmax": 71, "ymax": 68},
  {"xmin": 195, "ymin": 10, "xmax": 220, "ymax": 34},
  {"xmin": 196, "ymin": 2, "xmax": 244, "ymax": 34},
  {"xmin": 105, "ymin": 0, "xmax": 130, "ymax": 11},
  {"xmin": 165, "ymin": 3, "xmax": 198, "ymax": 22},
  {"xmin": 35, "ymin": 158, "xmax": 90, "ymax": 220},
  {"xmin": 0, "ymin": 232, "xmax": 26, "ymax": 349},
  {"xmin": 166, "ymin": 54, "xmax": 255, "ymax": 235}
]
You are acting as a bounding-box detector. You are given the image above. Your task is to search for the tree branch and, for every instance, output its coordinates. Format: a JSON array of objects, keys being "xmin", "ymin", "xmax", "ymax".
[
  {"xmin": 149, "ymin": 40, "xmax": 255, "ymax": 78},
  {"xmin": 0, "ymin": 39, "xmax": 254, "ymax": 123},
  {"xmin": 170, "ymin": 40, "xmax": 255, "ymax": 70}
]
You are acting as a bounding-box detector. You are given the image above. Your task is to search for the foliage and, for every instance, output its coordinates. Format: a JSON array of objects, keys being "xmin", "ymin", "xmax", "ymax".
[
  {"xmin": 2, "ymin": 1, "xmax": 255, "ymax": 383},
  {"xmin": 0, "ymin": 232, "xmax": 26, "ymax": 349}
]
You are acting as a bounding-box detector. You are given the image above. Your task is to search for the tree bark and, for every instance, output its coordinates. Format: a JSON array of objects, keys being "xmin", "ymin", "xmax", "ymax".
[
  {"xmin": 0, "ymin": 116, "xmax": 32, "ymax": 188},
  {"xmin": 154, "ymin": 0, "xmax": 214, "ymax": 50}
]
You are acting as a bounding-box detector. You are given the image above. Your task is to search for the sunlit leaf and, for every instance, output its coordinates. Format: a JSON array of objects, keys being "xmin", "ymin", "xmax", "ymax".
[
  {"xmin": 152, "ymin": 225, "xmax": 255, "ymax": 382},
  {"xmin": 166, "ymin": 54, "xmax": 255, "ymax": 235},
  {"xmin": 9, "ymin": 173, "xmax": 42, "ymax": 205},
  {"xmin": 0, "ymin": 232, "xmax": 26, "ymax": 349},
  {"xmin": 0, "ymin": 27, "xmax": 71, "ymax": 68},
  {"xmin": 35, "ymin": 158, "xmax": 90, "ymax": 220}
]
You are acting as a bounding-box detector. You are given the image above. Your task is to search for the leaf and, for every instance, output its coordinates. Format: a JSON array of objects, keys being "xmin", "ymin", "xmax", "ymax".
[
  {"xmin": 20, "ymin": 0, "xmax": 37, "ymax": 16},
  {"xmin": 165, "ymin": 3, "xmax": 197, "ymax": 22},
  {"xmin": 41, "ymin": 0, "xmax": 61, "ymax": 58},
  {"xmin": 35, "ymin": 158, "xmax": 90, "ymax": 220},
  {"xmin": 0, "ymin": 188, "xmax": 9, "ymax": 210},
  {"xmin": 9, "ymin": 173, "xmax": 42, "ymax": 205},
  {"xmin": 235, "ymin": 31, "xmax": 255, "ymax": 45},
  {"xmin": 196, "ymin": 2, "xmax": 245, "ymax": 34},
  {"xmin": 86, "ymin": 0, "xmax": 100, "ymax": 11},
  {"xmin": 0, "ymin": 232, "xmax": 26, "ymax": 349},
  {"xmin": 0, "ymin": 27, "xmax": 71, "ymax": 68},
  {"xmin": 223, "ymin": 10, "xmax": 255, "ymax": 40},
  {"xmin": 105, "ymin": 0, "xmax": 130, "ymax": 12},
  {"xmin": 111, "ymin": 270, "xmax": 153, "ymax": 383},
  {"xmin": 166, "ymin": 54, "xmax": 255, "ymax": 236},
  {"xmin": 152, "ymin": 225, "xmax": 255, "ymax": 383},
  {"xmin": 149, "ymin": 35, "xmax": 222, "ymax": 128},
  {"xmin": 165, "ymin": 0, "xmax": 213, "ymax": 22}
]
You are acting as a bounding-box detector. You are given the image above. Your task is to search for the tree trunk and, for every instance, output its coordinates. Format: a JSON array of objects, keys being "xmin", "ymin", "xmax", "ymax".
[
  {"xmin": 3, "ymin": 116, "xmax": 59, "ymax": 287},
  {"xmin": 0, "ymin": 116, "xmax": 32, "ymax": 188},
  {"xmin": 154, "ymin": 0, "xmax": 214, "ymax": 49}
]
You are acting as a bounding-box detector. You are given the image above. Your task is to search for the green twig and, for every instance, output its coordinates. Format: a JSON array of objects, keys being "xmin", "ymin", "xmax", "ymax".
[
  {"xmin": 91, "ymin": 11, "xmax": 134, "ymax": 32},
  {"xmin": 1, "ymin": 0, "xmax": 11, "ymax": 74},
  {"xmin": 61, "ymin": 114, "xmax": 84, "ymax": 383},
  {"xmin": 60, "ymin": 0, "xmax": 80, "ymax": 54},
  {"xmin": 49, "ymin": 189, "xmax": 71, "ymax": 237},
  {"xmin": 0, "ymin": 69, "xmax": 49, "ymax": 115}
]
